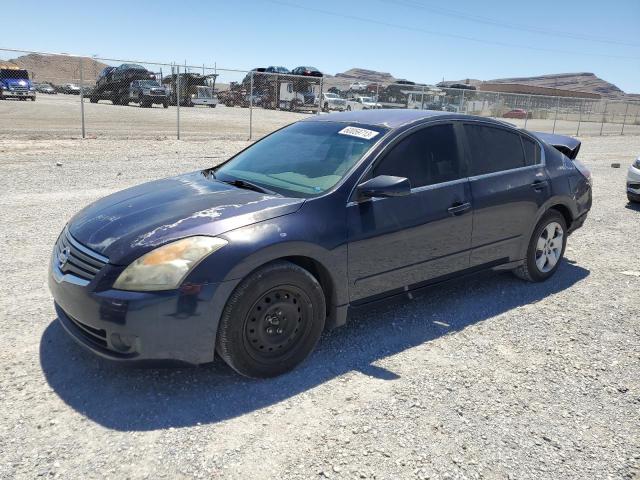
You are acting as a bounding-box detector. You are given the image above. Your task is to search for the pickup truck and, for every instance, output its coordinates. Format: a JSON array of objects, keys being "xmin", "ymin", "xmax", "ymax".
[
  {"xmin": 0, "ymin": 66, "xmax": 36, "ymax": 101},
  {"xmin": 321, "ymin": 92, "xmax": 347, "ymax": 112},
  {"xmin": 129, "ymin": 79, "xmax": 169, "ymax": 108},
  {"xmin": 346, "ymin": 96, "xmax": 382, "ymax": 111}
]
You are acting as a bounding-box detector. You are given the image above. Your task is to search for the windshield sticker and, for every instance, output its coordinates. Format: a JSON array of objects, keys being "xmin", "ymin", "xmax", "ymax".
[{"xmin": 338, "ymin": 126, "xmax": 380, "ymax": 140}]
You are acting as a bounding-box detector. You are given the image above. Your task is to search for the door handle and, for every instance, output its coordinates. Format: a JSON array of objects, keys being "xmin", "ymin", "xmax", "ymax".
[
  {"xmin": 447, "ymin": 201, "xmax": 471, "ymax": 216},
  {"xmin": 531, "ymin": 180, "xmax": 549, "ymax": 192}
]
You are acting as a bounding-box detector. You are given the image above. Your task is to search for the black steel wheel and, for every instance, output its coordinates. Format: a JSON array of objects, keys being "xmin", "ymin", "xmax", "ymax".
[{"xmin": 216, "ymin": 261, "xmax": 326, "ymax": 378}]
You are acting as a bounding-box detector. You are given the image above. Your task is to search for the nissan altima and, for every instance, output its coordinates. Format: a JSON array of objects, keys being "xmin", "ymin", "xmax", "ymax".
[{"xmin": 49, "ymin": 110, "xmax": 592, "ymax": 378}]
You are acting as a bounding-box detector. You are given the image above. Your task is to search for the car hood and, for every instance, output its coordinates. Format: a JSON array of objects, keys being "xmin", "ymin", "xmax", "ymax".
[{"xmin": 68, "ymin": 171, "xmax": 305, "ymax": 265}]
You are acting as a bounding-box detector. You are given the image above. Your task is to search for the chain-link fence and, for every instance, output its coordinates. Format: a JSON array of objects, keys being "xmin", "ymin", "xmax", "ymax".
[{"xmin": 1, "ymin": 47, "xmax": 639, "ymax": 141}]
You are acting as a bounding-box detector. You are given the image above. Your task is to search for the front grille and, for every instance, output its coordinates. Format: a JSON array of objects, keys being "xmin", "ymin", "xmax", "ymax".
[
  {"xmin": 66, "ymin": 311, "xmax": 108, "ymax": 348},
  {"xmin": 12, "ymin": 86, "xmax": 28, "ymax": 93},
  {"xmin": 54, "ymin": 228, "xmax": 108, "ymax": 281},
  {"xmin": 150, "ymin": 89, "xmax": 165, "ymax": 96}
]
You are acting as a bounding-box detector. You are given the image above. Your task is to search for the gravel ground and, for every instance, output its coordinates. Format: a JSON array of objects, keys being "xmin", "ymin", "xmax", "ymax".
[
  {"xmin": 0, "ymin": 134, "xmax": 639, "ymax": 480},
  {"xmin": 1, "ymin": 93, "xmax": 638, "ymax": 141}
]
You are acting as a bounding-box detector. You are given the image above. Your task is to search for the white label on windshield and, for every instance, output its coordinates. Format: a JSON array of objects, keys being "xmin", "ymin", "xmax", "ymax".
[{"xmin": 338, "ymin": 126, "xmax": 380, "ymax": 140}]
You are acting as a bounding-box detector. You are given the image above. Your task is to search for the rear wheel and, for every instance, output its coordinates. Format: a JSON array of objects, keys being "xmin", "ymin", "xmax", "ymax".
[
  {"xmin": 216, "ymin": 261, "xmax": 326, "ymax": 378},
  {"xmin": 628, "ymin": 193, "xmax": 640, "ymax": 203},
  {"xmin": 513, "ymin": 210, "xmax": 567, "ymax": 282}
]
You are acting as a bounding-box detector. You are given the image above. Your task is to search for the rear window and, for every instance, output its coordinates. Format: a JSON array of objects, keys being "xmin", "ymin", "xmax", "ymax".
[
  {"xmin": 464, "ymin": 124, "xmax": 526, "ymax": 175},
  {"xmin": 522, "ymin": 136, "xmax": 541, "ymax": 166}
]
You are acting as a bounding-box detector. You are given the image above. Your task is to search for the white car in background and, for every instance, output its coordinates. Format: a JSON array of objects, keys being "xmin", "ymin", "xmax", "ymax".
[
  {"xmin": 349, "ymin": 81, "xmax": 368, "ymax": 91},
  {"xmin": 321, "ymin": 92, "xmax": 347, "ymax": 112},
  {"xmin": 627, "ymin": 156, "xmax": 640, "ymax": 203},
  {"xmin": 346, "ymin": 96, "xmax": 382, "ymax": 111}
]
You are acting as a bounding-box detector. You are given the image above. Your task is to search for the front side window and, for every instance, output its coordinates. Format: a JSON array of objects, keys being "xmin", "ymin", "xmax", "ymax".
[
  {"xmin": 215, "ymin": 121, "xmax": 387, "ymax": 198},
  {"xmin": 464, "ymin": 124, "xmax": 526, "ymax": 175},
  {"xmin": 374, "ymin": 124, "xmax": 463, "ymax": 188}
]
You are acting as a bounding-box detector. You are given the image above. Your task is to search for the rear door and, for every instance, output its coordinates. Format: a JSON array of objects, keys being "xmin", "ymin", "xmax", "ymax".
[
  {"xmin": 347, "ymin": 122, "xmax": 473, "ymax": 302},
  {"xmin": 462, "ymin": 122, "xmax": 547, "ymax": 266}
]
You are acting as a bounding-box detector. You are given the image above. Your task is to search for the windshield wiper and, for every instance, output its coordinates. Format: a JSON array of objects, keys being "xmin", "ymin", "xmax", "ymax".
[{"xmin": 222, "ymin": 178, "xmax": 279, "ymax": 196}]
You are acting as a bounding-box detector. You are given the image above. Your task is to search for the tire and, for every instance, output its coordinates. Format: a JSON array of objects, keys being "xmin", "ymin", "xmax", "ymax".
[
  {"xmin": 163, "ymin": 101, "xmax": 169, "ymax": 109},
  {"xmin": 90, "ymin": 96, "xmax": 98, "ymax": 103},
  {"xmin": 513, "ymin": 210, "xmax": 567, "ymax": 282},
  {"xmin": 323, "ymin": 102, "xmax": 329, "ymax": 113},
  {"xmin": 216, "ymin": 261, "xmax": 326, "ymax": 378},
  {"xmin": 628, "ymin": 193, "xmax": 640, "ymax": 203},
  {"xmin": 346, "ymin": 105, "xmax": 351, "ymax": 111},
  {"xmin": 209, "ymin": 104, "xmax": 216, "ymax": 108}
]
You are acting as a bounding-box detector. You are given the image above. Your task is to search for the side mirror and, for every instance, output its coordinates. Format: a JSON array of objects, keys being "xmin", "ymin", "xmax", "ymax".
[{"xmin": 357, "ymin": 175, "xmax": 411, "ymax": 199}]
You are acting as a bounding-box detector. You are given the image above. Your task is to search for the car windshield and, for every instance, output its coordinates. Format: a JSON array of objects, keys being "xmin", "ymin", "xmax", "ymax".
[
  {"xmin": 361, "ymin": 97, "xmax": 373, "ymax": 102},
  {"xmin": 0, "ymin": 69, "xmax": 29, "ymax": 79},
  {"xmin": 215, "ymin": 121, "xmax": 387, "ymax": 198},
  {"xmin": 325, "ymin": 93, "xmax": 339, "ymax": 99},
  {"xmin": 138, "ymin": 80, "xmax": 160, "ymax": 87}
]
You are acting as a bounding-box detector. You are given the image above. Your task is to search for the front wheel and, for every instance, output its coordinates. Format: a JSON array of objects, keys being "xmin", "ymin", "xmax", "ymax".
[
  {"xmin": 216, "ymin": 261, "xmax": 326, "ymax": 378},
  {"xmin": 513, "ymin": 210, "xmax": 567, "ymax": 282}
]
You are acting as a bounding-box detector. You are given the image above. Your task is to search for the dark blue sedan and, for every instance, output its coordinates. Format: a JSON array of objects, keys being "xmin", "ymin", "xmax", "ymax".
[{"xmin": 49, "ymin": 110, "xmax": 592, "ymax": 377}]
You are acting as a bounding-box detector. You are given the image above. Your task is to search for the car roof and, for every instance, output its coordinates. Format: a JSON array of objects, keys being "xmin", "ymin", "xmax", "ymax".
[{"xmin": 304, "ymin": 109, "xmax": 515, "ymax": 129}]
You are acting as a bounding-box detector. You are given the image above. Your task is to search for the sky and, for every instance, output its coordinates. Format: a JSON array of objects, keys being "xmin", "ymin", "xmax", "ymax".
[{"xmin": 2, "ymin": 0, "xmax": 639, "ymax": 92}]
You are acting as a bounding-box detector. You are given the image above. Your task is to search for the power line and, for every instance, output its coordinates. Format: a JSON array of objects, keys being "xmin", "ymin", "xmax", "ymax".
[
  {"xmin": 266, "ymin": 0, "xmax": 639, "ymax": 60},
  {"xmin": 383, "ymin": 0, "xmax": 640, "ymax": 48}
]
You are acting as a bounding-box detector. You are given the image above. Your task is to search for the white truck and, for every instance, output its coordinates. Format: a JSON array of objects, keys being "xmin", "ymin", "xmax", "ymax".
[
  {"xmin": 346, "ymin": 96, "xmax": 382, "ymax": 111},
  {"xmin": 321, "ymin": 92, "xmax": 347, "ymax": 112}
]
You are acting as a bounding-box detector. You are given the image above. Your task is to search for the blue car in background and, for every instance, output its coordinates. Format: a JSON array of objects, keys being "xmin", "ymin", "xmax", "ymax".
[
  {"xmin": 0, "ymin": 66, "xmax": 35, "ymax": 101},
  {"xmin": 49, "ymin": 109, "xmax": 592, "ymax": 378}
]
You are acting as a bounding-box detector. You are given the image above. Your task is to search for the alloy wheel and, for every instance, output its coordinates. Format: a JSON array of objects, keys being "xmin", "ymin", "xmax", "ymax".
[{"xmin": 535, "ymin": 221, "xmax": 564, "ymax": 273}]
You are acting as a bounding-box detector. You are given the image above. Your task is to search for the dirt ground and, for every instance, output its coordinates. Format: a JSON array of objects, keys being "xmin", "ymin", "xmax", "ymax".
[
  {"xmin": 0, "ymin": 131, "xmax": 639, "ymax": 479},
  {"xmin": 1, "ymin": 93, "xmax": 638, "ymax": 141}
]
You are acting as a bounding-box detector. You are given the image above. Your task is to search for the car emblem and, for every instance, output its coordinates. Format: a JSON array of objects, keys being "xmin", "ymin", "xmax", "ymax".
[{"xmin": 58, "ymin": 247, "xmax": 70, "ymax": 269}]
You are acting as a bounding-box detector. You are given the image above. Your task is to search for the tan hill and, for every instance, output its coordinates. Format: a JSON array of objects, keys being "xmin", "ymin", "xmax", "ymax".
[
  {"xmin": 8, "ymin": 53, "xmax": 109, "ymax": 85},
  {"xmin": 485, "ymin": 72, "xmax": 626, "ymax": 99}
]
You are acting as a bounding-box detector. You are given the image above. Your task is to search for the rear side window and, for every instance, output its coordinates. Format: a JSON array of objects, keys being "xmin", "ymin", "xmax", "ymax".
[
  {"xmin": 522, "ymin": 136, "xmax": 541, "ymax": 166},
  {"xmin": 374, "ymin": 124, "xmax": 462, "ymax": 188},
  {"xmin": 464, "ymin": 124, "xmax": 526, "ymax": 175}
]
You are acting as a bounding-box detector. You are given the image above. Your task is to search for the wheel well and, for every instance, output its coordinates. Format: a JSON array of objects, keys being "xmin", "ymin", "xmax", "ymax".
[
  {"xmin": 281, "ymin": 256, "xmax": 334, "ymax": 324},
  {"xmin": 549, "ymin": 204, "xmax": 573, "ymax": 229}
]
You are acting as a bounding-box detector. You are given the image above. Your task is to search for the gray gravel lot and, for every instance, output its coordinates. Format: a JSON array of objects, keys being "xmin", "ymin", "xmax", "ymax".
[{"xmin": 0, "ymin": 134, "xmax": 639, "ymax": 479}]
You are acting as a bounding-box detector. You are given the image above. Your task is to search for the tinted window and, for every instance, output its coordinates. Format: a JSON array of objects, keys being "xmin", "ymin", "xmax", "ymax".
[
  {"xmin": 374, "ymin": 124, "xmax": 462, "ymax": 188},
  {"xmin": 464, "ymin": 124, "xmax": 526, "ymax": 175},
  {"xmin": 522, "ymin": 136, "xmax": 541, "ymax": 166}
]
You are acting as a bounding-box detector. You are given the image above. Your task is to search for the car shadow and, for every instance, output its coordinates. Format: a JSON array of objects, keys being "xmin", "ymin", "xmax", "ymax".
[
  {"xmin": 625, "ymin": 201, "xmax": 640, "ymax": 212},
  {"xmin": 40, "ymin": 263, "xmax": 589, "ymax": 431}
]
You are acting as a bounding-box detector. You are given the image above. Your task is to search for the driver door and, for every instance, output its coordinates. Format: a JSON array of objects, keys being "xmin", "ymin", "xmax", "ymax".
[{"xmin": 347, "ymin": 122, "xmax": 473, "ymax": 302}]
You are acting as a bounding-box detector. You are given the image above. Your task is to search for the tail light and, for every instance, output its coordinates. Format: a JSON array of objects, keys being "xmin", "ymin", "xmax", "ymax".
[{"xmin": 573, "ymin": 158, "xmax": 591, "ymax": 184}]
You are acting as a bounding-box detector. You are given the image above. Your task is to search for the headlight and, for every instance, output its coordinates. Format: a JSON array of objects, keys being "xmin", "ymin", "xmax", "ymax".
[
  {"xmin": 633, "ymin": 157, "xmax": 640, "ymax": 169},
  {"xmin": 113, "ymin": 236, "xmax": 227, "ymax": 291}
]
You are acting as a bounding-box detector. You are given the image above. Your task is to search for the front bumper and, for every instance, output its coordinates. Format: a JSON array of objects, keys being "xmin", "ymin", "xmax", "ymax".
[
  {"xmin": 627, "ymin": 165, "xmax": 640, "ymax": 198},
  {"xmin": 49, "ymin": 258, "xmax": 237, "ymax": 365},
  {"xmin": 1, "ymin": 90, "xmax": 35, "ymax": 98}
]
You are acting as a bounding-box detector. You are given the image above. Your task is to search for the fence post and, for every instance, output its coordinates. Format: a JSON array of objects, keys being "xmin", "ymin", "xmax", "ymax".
[
  {"xmin": 420, "ymin": 85, "xmax": 425, "ymax": 110},
  {"xmin": 375, "ymin": 83, "xmax": 379, "ymax": 105},
  {"xmin": 552, "ymin": 96, "xmax": 560, "ymax": 134},
  {"xmin": 576, "ymin": 99, "xmax": 584, "ymax": 136},
  {"xmin": 317, "ymin": 76, "xmax": 323, "ymax": 115},
  {"xmin": 176, "ymin": 64, "xmax": 181, "ymax": 140},
  {"xmin": 621, "ymin": 102, "xmax": 630, "ymax": 135},
  {"xmin": 524, "ymin": 95, "xmax": 532, "ymax": 129},
  {"xmin": 249, "ymin": 70, "xmax": 254, "ymax": 140},
  {"xmin": 600, "ymin": 101, "xmax": 607, "ymax": 136},
  {"xmin": 78, "ymin": 57, "xmax": 85, "ymax": 139},
  {"xmin": 460, "ymin": 88, "xmax": 465, "ymax": 113}
]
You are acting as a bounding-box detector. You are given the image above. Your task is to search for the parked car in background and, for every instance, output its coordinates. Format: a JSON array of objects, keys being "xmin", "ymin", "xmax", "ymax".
[
  {"xmin": 36, "ymin": 83, "xmax": 56, "ymax": 94},
  {"xmin": 62, "ymin": 83, "xmax": 81, "ymax": 95},
  {"xmin": 48, "ymin": 110, "xmax": 591, "ymax": 378},
  {"xmin": 349, "ymin": 81, "xmax": 368, "ymax": 91},
  {"xmin": 265, "ymin": 66, "xmax": 290, "ymax": 74},
  {"xmin": 503, "ymin": 109, "xmax": 532, "ymax": 119},
  {"xmin": 321, "ymin": 92, "xmax": 347, "ymax": 112},
  {"xmin": 346, "ymin": 96, "xmax": 382, "ymax": 111},
  {"xmin": 95, "ymin": 66, "xmax": 116, "ymax": 88},
  {"xmin": 290, "ymin": 66, "xmax": 322, "ymax": 77},
  {"xmin": 129, "ymin": 79, "xmax": 169, "ymax": 108},
  {"xmin": 627, "ymin": 156, "xmax": 640, "ymax": 203}
]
